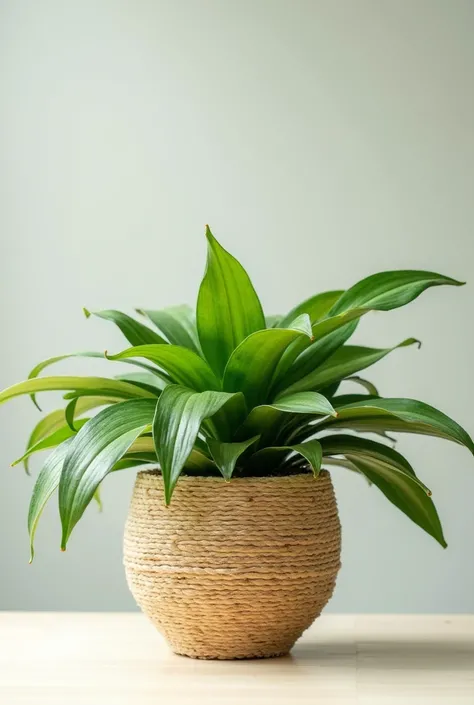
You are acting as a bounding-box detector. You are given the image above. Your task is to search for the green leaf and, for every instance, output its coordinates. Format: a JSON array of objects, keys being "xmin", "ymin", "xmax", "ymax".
[
  {"xmin": 207, "ymin": 436, "xmax": 260, "ymax": 479},
  {"xmin": 223, "ymin": 315, "xmax": 313, "ymax": 409},
  {"xmin": 28, "ymin": 439, "xmax": 74, "ymax": 562},
  {"xmin": 196, "ymin": 226, "xmax": 265, "ymax": 377},
  {"xmin": 84, "ymin": 308, "xmax": 167, "ymax": 345},
  {"xmin": 323, "ymin": 397, "xmax": 474, "ymax": 453},
  {"xmin": 0, "ymin": 377, "xmax": 155, "ymax": 407},
  {"xmin": 251, "ymin": 439, "xmax": 323, "ymax": 477},
  {"xmin": 329, "ymin": 270, "xmax": 464, "ymax": 316},
  {"xmin": 24, "ymin": 396, "xmax": 115, "ymax": 472},
  {"xmin": 321, "ymin": 434, "xmax": 445, "ymax": 546},
  {"xmin": 106, "ymin": 344, "xmax": 220, "ymax": 392},
  {"xmin": 27, "ymin": 351, "xmax": 169, "ymax": 408},
  {"xmin": 278, "ymin": 290, "xmax": 343, "ymax": 328},
  {"xmin": 59, "ymin": 399, "xmax": 158, "ymax": 548},
  {"xmin": 152, "ymin": 385, "xmax": 244, "ymax": 503},
  {"xmin": 265, "ymin": 315, "xmax": 282, "ymax": 328},
  {"xmin": 278, "ymin": 338, "xmax": 420, "ymax": 396},
  {"xmin": 137, "ymin": 305, "xmax": 201, "ymax": 353},
  {"xmin": 239, "ymin": 391, "xmax": 336, "ymax": 446},
  {"xmin": 12, "ymin": 419, "xmax": 89, "ymax": 466},
  {"xmin": 114, "ymin": 372, "xmax": 165, "ymax": 395},
  {"xmin": 272, "ymin": 321, "xmax": 358, "ymax": 396},
  {"xmin": 345, "ymin": 376, "xmax": 379, "ymax": 396}
]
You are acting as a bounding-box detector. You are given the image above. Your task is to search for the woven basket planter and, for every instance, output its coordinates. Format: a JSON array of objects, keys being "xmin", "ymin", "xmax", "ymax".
[{"xmin": 124, "ymin": 469, "xmax": 341, "ymax": 660}]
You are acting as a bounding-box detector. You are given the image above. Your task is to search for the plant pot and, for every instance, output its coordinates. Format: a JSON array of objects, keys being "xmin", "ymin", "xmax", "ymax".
[{"xmin": 123, "ymin": 469, "xmax": 341, "ymax": 660}]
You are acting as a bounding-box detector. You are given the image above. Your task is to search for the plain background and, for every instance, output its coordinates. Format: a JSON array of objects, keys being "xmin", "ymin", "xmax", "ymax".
[{"xmin": 1, "ymin": 0, "xmax": 473, "ymax": 613}]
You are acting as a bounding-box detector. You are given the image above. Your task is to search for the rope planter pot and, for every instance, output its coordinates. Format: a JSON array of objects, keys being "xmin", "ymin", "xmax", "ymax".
[{"xmin": 124, "ymin": 470, "xmax": 341, "ymax": 660}]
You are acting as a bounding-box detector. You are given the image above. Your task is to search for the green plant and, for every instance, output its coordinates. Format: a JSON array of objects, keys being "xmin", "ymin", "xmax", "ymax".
[{"xmin": 2, "ymin": 227, "xmax": 472, "ymax": 558}]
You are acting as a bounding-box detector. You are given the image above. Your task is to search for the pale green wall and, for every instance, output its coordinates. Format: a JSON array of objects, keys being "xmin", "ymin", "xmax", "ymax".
[{"xmin": 1, "ymin": 0, "xmax": 473, "ymax": 612}]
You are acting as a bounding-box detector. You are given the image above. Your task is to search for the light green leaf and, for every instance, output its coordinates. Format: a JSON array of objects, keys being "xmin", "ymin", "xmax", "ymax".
[
  {"xmin": 321, "ymin": 434, "xmax": 445, "ymax": 547},
  {"xmin": 152, "ymin": 385, "xmax": 244, "ymax": 503},
  {"xmin": 251, "ymin": 439, "xmax": 323, "ymax": 477},
  {"xmin": 196, "ymin": 226, "xmax": 265, "ymax": 377},
  {"xmin": 223, "ymin": 315, "xmax": 313, "ymax": 409},
  {"xmin": 84, "ymin": 308, "xmax": 167, "ymax": 345},
  {"xmin": 329, "ymin": 270, "xmax": 464, "ymax": 316},
  {"xmin": 278, "ymin": 338, "xmax": 420, "ymax": 396},
  {"xmin": 106, "ymin": 344, "xmax": 220, "ymax": 392},
  {"xmin": 323, "ymin": 397, "xmax": 474, "ymax": 453},
  {"xmin": 207, "ymin": 436, "xmax": 260, "ymax": 479},
  {"xmin": 265, "ymin": 315, "xmax": 282, "ymax": 328},
  {"xmin": 278, "ymin": 290, "xmax": 344, "ymax": 328},
  {"xmin": 59, "ymin": 399, "xmax": 158, "ymax": 548},
  {"xmin": 12, "ymin": 419, "xmax": 88, "ymax": 466},
  {"xmin": 137, "ymin": 305, "xmax": 200, "ymax": 353},
  {"xmin": 0, "ymin": 377, "xmax": 155, "ymax": 407},
  {"xmin": 114, "ymin": 372, "xmax": 166, "ymax": 395},
  {"xmin": 28, "ymin": 439, "xmax": 74, "ymax": 562}
]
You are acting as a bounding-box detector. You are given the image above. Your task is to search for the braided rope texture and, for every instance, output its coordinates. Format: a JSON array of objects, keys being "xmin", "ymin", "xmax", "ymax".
[{"xmin": 123, "ymin": 470, "xmax": 341, "ymax": 660}]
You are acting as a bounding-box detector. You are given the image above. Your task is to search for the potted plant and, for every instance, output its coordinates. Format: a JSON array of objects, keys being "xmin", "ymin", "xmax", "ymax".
[{"xmin": 2, "ymin": 226, "xmax": 472, "ymax": 659}]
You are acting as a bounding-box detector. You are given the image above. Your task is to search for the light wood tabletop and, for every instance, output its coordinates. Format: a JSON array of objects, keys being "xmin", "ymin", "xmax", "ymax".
[{"xmin": 0, "ymin": 612, "xmax": 472, "ymax": 704}]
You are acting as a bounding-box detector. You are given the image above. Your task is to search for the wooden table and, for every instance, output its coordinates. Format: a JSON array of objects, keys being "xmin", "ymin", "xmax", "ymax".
[{"xmin": 0, "ymin": 613, "xmax": 472, "ymax": 703}]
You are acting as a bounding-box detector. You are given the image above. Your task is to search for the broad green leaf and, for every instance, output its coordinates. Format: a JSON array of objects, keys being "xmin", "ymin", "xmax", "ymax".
[
  {"xmin": 207, "ymin": 436, "xmax": 260, "ymax": 479},
  {"xmin": 345, "ymin": 376, "xmax": 379, "ymax": 396},
  {"xmin": 321, "ymin": 435, "xmax": 445, "ymax": 546},
  {"xmin": 278, "ymin": 290, "xmax": 343, "ymax": 329},
  {"xmin": 272, "ymin": 321, "xmax": 358, "ymax": 396},
  {"xmin": 28, "ymin": 439, "xmax": 74, "ymax": 562},
  {"xmin": 322, "ymin": 397, "xmax": 474, "ymax": 453},
  {"xmin": 124, "ymin": 435, "xmax": 214, "ymax": 472},
  {"xmin": 84, "ymin": 308, "xmax": 167, "ymax": 345},
  {"xmin": 278, "ymin": 338, "xmax": 420, "ymax": 397},
  {"xmin": 12, "ymin": 419, "xmax": 88, "ymax": 466},
  {"xmin": 329, "ymin": 270, "xmax": 464, "ymax": 316},
  {"xmin": 106, "ymin": 344, "xmax": 220, "ymax": 392},
  {"xmin": 223, "ymin": 315, "xmax": 313, "ymax": 409},
  {"xmin": 196, "ymin": 226, "xmax": 265, "ymax": 377},
  {"xmin": 238, "ymin": 391, "xmax": 336, "ymax": 446},
  {"xmin": 59, "ymin": 399, "xmax": 158, "ymax": 548},
  {"xmin": 152, "ymin": 385, "xmax": 244, "ymax": 503},
  {"xmin": 137, "ymin": 305, "xmax": 200, "ymax": 353},
  {"xmin": 0, "ymin": 377, "xmax": 155, "ymax": 407},
  {"xmin": 251, "ymin": 439, "xmax": 323, "ymax": 476}
]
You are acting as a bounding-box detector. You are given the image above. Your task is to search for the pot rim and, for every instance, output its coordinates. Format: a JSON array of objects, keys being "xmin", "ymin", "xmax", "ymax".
[{"xmin": 137, "ymin": 468, "xmax": 330, "ymax": 484}]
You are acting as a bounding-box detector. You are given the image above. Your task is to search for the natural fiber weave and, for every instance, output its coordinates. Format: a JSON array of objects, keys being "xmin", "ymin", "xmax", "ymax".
[{"xmin": 123, "ymin": 470, "xmax": 341, "ymax": 660}]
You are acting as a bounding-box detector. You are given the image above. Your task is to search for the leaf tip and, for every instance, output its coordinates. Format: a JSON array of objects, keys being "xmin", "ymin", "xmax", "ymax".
[
  {"xmin": 135, "ymin": 308, "xmax": 145, "ymax": 316},
  {"xmin": 83, "ymin": 307, "xmax": 91, "ymax": 318}
]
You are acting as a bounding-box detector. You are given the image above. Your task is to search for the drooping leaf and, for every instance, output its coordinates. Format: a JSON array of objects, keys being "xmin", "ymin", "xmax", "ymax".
[
  {"xmin": 84, "ymin": 308, "xmax": 167, "ymax": 345},
  {"xmin": 238, "ymin": 391, "xmax": 336, "ymax": 446},
  {"xmin": 196, "ymin": 226, "xmax": 265, "ymax": 377},
  {"xmin": 137, "ymin": 305, "xmax": 200, "ymax": 353},
  {"xmin": 27, "ymin": 351, "xmax": 168, "ymax": 408},
  {"xmin": 59, "ymin": 399, "xmax": 158, "ymax": 548},
  {"xmin": 0, "ymin": 377, "xmax": 155, "ymax": 407},
  {"xmin": 24, "ymin": 396, "xmax": 115, "ymax": 472},
  {"xmin": 223, "ymin": 315, "xmax": 313, "ymax": 409},
  {"xmin": 321, "ymin": 434, "xmax": 445, "ymax": 546},
  {"xmin": 345, "ymin": 376, "xmax": 379, "ymax": 396},
  {"xmin": 28, "ymin": 439, "xmax": 74, "ymax": 562},
  {"xmin": 114, "ymin": 372, "xmax": 165, "ymax": 395},
  {"xmin": 106, "ymin": 344, "xmax": 220, "ymax": 392},
  {"xmin": 277, "ymin": 338, "xmax": 420, "ymax": 396},
  {"xmin": 329, "ymin": 270, "xmax": 464, "ymax": 316},
  {"xmin": 12, "ymin": 419, "xmax": 88, "ymax": 466},
  {"xmin": 322, "ymin": 397, "xmax": 474, "ymax": 453},
  {"xmin": 152, "ymin": 385, "xmax": 244, "ymax": 503},
  {"xmin": 250, "ymin": 439, "xmax": 323, "ymax": 476},
  {"xmin": 207, "ymin": 435, "xmax": 260, "ymax": 479},
  {"xmin": 278, "ymin": 290, "xmax": 343, "ymax": 328}
]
